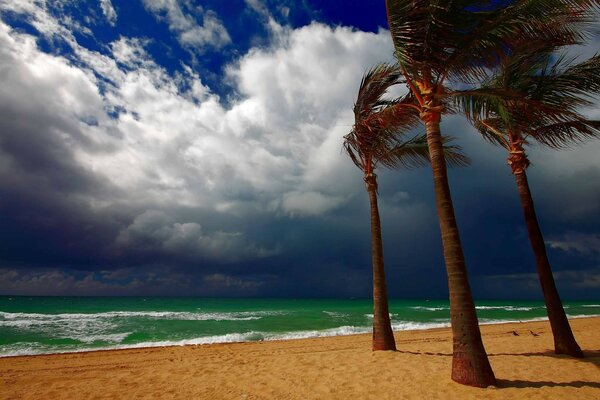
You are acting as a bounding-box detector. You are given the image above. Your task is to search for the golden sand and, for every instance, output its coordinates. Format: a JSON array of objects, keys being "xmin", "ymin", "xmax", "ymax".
[{"xmin": 1, "ymin": 317, "xmax": 599, "ymax": 399}]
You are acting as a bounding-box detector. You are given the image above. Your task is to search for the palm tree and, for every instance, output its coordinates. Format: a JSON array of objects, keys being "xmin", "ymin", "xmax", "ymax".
[
  {"xmin": 460, "ymin": 47, "xmax": 600, "ymax": 358},
  {"xmin": 383, "ymin": 0, "xmax": 594, "ymax": 387},
  {"xmin": 344, "ymin": 63, "xmax": 467, "ymax": 351},
  {"xmin": 345, "ymin": 63, "xmax": 421, "ymax": 351}
]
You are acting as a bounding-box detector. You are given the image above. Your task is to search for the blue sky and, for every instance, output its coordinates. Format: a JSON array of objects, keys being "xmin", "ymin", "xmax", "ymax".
[{"xmin": 0, "ymin": 0, "xmax": 599, "ymax": 299}]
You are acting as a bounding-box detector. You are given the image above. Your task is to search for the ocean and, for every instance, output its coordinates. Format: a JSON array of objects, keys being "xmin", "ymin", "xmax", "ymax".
[{"xmin": 1, "ymin": 296, "xmax": 598, "ymax": 357}]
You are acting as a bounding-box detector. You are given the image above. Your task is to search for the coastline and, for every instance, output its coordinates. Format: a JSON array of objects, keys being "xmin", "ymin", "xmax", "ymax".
[
  {"xmin": 2, "ymin": 316, "xmax": 599, "ymax": 399},
  {"xmin": 1, "ymin": 313, "xmax": 597, "ymax": 359}
]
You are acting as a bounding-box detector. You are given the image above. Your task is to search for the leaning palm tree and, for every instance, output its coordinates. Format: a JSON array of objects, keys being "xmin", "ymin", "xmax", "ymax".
[
  {"xmin": 344, "ymin": 63, "xmax": 468, "ymax": 351},
  {"xmin": 344, "ymin": 63, "xmax": 421, "ymax": 351},
  {"xmin": 460, "ymin": 47, "xmax": 600, "ymax": 358},
  {"xmin": 384, "ymin": 0, "xmax": 595, "ymax": 387}
]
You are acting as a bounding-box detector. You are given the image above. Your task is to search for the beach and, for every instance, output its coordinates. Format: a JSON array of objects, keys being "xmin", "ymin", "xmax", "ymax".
[{"xmin": 1, "ymin": 317, "xmax": 598, "ymax": 399}]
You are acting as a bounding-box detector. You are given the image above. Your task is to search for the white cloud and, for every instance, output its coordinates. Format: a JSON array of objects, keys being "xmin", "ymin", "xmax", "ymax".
[
  {"xmin": 141, "ymin": 0, "xmax": 230, "ymax": 50},
  {"xmin": 0, "ymin": 13, "xmax": 398, "ymax": 220},
  {"xmin": 100, "ymin": 0, "xmax": 117, "ymax": 26}
]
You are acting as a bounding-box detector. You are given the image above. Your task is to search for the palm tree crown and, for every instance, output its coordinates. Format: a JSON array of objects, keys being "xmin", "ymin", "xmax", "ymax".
[
  {"xmin": 464, "ymin": 49, "xmax": 600, "ymax": 157},
  {"xmin": 344, "ymin": 64, "xmax": 467, "ymax": 175}
]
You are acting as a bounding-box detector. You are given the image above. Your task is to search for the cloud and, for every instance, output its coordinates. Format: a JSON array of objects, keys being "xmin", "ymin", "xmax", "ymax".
[
  {"xmin": 141, "ymin": 0, "xmax": 230, "ymax": 51},
  {"xmin": 277, "ymin": 191, "xmax": 346, "ymax": 217},
  {"xmin": 116, "ymin": 210, "xmax": 277, "ymax": 261},
  {"xmin": 203, "ymin": 273, "xmax": 264, "ymax": 290},
  {"xmin": 547, "ymin": 232, "xmax": 600, "ymax": 256},
  {"xmin": 0, "ymin": 10, "xmax": 407, "ymax": 294},
  {"xmin": 0, "ymin": 267, "xmax": 278, "ymax": 296},
  {"xmin": 0, "ymin": 7, "xmax": 397, "ymax": 218},
  {"xmin": 0, "ymin": 2, "xmax": 599, "ymax": 298},
  {"xmin": 100, "ymin": 0, "xmax": 117, "ymax": 26}
]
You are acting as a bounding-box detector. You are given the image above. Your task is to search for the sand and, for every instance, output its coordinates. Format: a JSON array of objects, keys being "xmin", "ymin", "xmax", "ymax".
[{"xmin": 1, "ymin": 317, "xmax": 599, "ymax": 400}]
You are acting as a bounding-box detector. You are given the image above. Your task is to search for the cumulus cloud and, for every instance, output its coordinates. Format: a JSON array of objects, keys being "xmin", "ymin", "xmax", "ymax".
[
  {"xmin": 0, "ymin": 4, "xmax": 398, "ymax": 218},
  {"xmin": 0, "ymin": 9, "xmax": 406, "ymax": 293},
  {"xmin": 141, "ymin": 0, "xmax": 230, "ymax": 50}
]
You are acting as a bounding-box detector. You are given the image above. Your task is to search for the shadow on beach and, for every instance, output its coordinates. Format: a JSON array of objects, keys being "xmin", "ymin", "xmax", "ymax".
[
  {"xmin": 395, "ymin": 349, "xmax": 600, "ymax": 367},
  {"xmin": 490, "ymin": 349, "xmax": 600, "ymax": 368},
  {"xmin": 498, "ymin": 379, "xmax": 600, "ymax": 389}
]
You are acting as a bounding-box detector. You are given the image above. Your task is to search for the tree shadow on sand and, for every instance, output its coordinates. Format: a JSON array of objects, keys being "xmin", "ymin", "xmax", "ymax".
[
  {"xmin": 498, "ymin": 379, "xmax": 600, "ymax": 389},
  {"xmin": 395, "ymin": 349, "xmax": 600, "ymax": 365},
  {"xmin": 395, "ymin": 350, "xmax": 452, "ymax": 357},
  {"xmin": 489, "ymin": 349, "xmax": 600, "ymax": 368}
]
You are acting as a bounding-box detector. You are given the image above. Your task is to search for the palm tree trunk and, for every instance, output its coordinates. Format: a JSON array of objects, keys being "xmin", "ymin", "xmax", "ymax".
[
  {"xmin": 423, "ymin": 111, "xmax": 496, "ymax": 387},
  {"xmin": 365, "ymin": 174, "xmax": 397, "ymax": 351},
  {"xmin": 513, "ymin": 171, "xmax": 583, "ymax": 357}
]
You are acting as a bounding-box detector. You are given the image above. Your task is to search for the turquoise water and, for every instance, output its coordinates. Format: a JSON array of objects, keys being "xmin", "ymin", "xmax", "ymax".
[{"xmin": 1, "ymin": 297, "xmax": 598, "ymax": 357}]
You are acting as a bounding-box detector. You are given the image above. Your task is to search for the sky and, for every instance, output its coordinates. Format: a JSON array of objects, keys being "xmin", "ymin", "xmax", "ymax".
[{"xmin": 0, "ymin": 0, "xmax": 599, "ymax": 300}]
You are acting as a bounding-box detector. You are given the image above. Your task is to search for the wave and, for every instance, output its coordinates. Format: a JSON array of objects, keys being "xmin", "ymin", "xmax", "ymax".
[
  {"xmin": 581, "ymin": 304, "xmax": 600, "ymax": 308},
  {"xmin": 0, "ymin": 326, "xmax": 373, "ymax": 358},
  {"xmin": 364, "ymin": 313, "xmax": 397, "ymax": 319},
  {"xmin": 410, "ymin": 305, "xmax": 537, "ymax": 312},
  {"xmin": 76, "ymin": 332, "xmax": 132, "ymax": 344},
  {"xmin": 475, "ymin": 306, "xmax": 535, "ymax": 311},
  {"xmin": 392, "ymin": 320, "xmax": 450, "ymax": 330},
  {"xmin": 410, "ymin": 306, "xmax": 448, "ymax": 311},
  {"xmin": 2, "ymin": 314, "xmax": 599, "ymax": 358},
  {"xmin": 0, "ymin": 310, "xmax": 281, "ymax": 327},
  {"xmin": 322, "ymin": 311, "xmax": 349, "ymax": 318}
]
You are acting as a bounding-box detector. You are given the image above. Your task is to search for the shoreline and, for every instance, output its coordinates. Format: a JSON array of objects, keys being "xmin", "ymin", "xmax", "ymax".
[
  {"xmin": 2, "ymin": 316, "xmax": 599, "ymax": 399},
  {"xmin": 1, "ymin": 314, "xmax": 598, "ymax": 359},
  {"xmin": 1, "ymin": 313, "xmax": 598, "ymax": 359}
]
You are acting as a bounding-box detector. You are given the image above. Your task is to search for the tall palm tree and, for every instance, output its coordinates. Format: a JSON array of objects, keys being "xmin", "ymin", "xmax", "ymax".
[
  {"xmin": 345, "ymin": 64, "xmax": 421, "ymax": 351},
  {"xmin": 344, "ymin": 63, "xmax": 467, "ymax": 351},
  {"xmin": 384, "ymin": 0, "xmax": 595, "ymax": 387},
  {"xmin": 460, "ymin": 47, "xmax": 600, "ymax": 358}
]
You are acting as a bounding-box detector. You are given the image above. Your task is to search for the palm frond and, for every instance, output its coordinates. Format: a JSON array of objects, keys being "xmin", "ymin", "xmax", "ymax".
[
  {"xmin": 452, "ymin": 31, "xmax": 600, "ymax": 151},
  {"xmin": 379, "ymin": 133, "xmax": 432, "ymax": 169},
  {"xmin": 441, "ymin": 135, "xmax": 471, "ymax": 167},
  {"xmin": 441, "ymin": 0, "xmax": 596, "ymax": 83},
  {"xmin": 385, "ymin": 0, "xmax": 597, "ymax": 84},
  {"xmin": 527, "ymin": 119, "xmax": 600, "ymax": 148},
  {"xmin": 450, "ymin": 87, "xmax": 524, "ymax": 122},
  {"xmin": 473, "ymin": 118, "xmax": 511, "ymax": 150},
  {"xmin": 354, "ymin": 63, "xmax": 402, "ymax": 120},
  {"xmin": 345, "ymin": 63, "xmax": 411, "ymax": 173},
  {"xmin": 527, "ymin": 54, "xmax": 600, "ymax": 111},
  {"xmin": 379, "ymin": 133, "xmax": 470, "ymax": 170}
]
